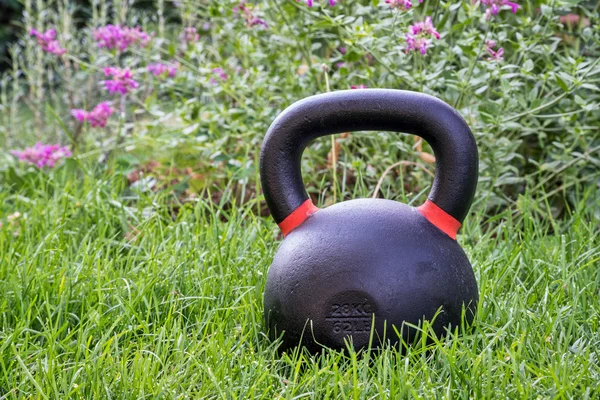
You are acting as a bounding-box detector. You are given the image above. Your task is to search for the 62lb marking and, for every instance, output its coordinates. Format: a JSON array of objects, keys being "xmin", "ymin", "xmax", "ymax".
[
  {"xmin": 326, "ymin": 302, "xmax": 373, "ymax": 335},
  {"xmin": 332, "ymin": 319, "xmax": 372, "ymax": 334}
]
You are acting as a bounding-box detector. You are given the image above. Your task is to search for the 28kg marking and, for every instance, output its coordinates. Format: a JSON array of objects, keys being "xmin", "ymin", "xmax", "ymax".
[{"xmin": 329, "ymin": 303, "xmax": 372, "ymax": 318}]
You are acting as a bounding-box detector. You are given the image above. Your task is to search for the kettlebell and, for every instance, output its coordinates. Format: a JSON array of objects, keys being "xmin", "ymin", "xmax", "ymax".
[{"xmin": 260, "ymin": 89, "xmax": 479, "ymax": 353}]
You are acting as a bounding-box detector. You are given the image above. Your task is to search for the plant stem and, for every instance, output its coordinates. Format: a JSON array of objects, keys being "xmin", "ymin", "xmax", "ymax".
[
  {"xmin": 323, "ymin": 65, "xmax": 337, "ymax": 203},
  {"xmin": 454, "ymin": 24, "xmax": 492, "ymax": 109}
]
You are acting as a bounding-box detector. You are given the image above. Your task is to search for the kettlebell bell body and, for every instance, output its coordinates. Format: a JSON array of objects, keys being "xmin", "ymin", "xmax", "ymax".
[{"xmin": 260, "ymin": 90, "xmax": 479, "ymax": 353}]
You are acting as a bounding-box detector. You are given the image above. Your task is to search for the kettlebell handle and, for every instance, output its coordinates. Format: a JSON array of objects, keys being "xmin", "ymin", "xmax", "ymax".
[{"xmin": 260, "ymin": 89, "xmax": 478, "ymax": 237}]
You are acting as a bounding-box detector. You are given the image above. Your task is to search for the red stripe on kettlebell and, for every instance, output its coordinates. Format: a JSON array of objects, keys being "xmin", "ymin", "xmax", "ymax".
[
  {"xmin": 417, "ymin": 200, "xmax": 461, "ymax": 240},
  {"xmin": 278, "ymin": 199, "xmax": 320, "ymax": 237}
]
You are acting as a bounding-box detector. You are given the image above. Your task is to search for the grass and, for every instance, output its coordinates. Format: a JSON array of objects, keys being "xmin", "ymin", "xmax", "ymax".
[{"xmin": 0, "ymin": 170, "xmax": 598, "ymax": 399}]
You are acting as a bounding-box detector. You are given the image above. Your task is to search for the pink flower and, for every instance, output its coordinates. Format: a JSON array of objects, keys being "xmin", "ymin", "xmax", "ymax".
[
  {"xmin": 211, "ymin": 68, "xmax": 228, "ymax": 84},
  {"xmin": 410, "ymin": 16, "xmax": 440, "ymax": 39},
  {"xmin": 406, "ymin": 35, "xmax": 429, "ymax": 54},
  {"xmin": 147, "ymin": 63, "xmax": 178, "ymax": 78},
  {"xmin": 386, "ymin": 0, "xmax": 422, "ymax": 11},
  {"xmin": 297, "ymin": 0, "xmax": 337, "ymax": 6},
  {"xmin": 71, "ymin": 109, "xmax": 87, "ymax": 123},
  {"xmin": 93, "ymin": 25, "xmax": 151, "ymax": 51},
  {"xmin": 406, "ymin": 16, "xmax": 440, "ymax": 55},
  {"xmin": 30, "ymin": 29, "xmax": 66, "ymax": 56},
  {"xmin": 350, "ymin": 84, "xmax": 368, "ymax": 89},
  {"xmin": 475, "ymin": 0, "xmax": 520, "ymax": 19},
  {"xmin": 485, "ymin": 40, "xmax": 504, "ymax": 61},
  {"xmin": 11, "ymin": 143, "xmax": 72, "ymax": 168},
  {"xmin": 233, "ymin": 3, "xmax": 268, "ymax": 28},
  {"xmin": 485, "ymin": 39, "xmax": 497, "ymax": 48},
  {"xmin": 487, "ymin": 47, "xmax": 504, "ymax": 61},
  {"xmin": 71, "ymin": 102, "xmax": 114, "ymax": 127},
  {"xmin": 182, "ymin": 27, "xmax": 200, "ymax": 43},
  {"xmin": 103, "ymin": 67, "xmax": 139, "ymax": 95}
]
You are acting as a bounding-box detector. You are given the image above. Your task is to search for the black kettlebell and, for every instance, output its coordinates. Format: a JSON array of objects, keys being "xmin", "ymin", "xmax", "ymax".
[{"xmin": 260, "ymin": 89, "xmax": 479, "ymax": 353}]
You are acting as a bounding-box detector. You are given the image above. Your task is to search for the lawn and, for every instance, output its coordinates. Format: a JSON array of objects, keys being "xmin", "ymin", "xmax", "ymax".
[
  {"xmin": 1, "ymin": 173, "xmax": 598, "ymax": 398},
  {"xmin": 1, "ymin": 0, "xmax": 599, "ymax": 398}
]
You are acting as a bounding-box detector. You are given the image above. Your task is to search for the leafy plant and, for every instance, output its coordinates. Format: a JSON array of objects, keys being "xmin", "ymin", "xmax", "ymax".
[{"xmin": 1, "ymin": 0, "xmax": 599, "ymax": 217}]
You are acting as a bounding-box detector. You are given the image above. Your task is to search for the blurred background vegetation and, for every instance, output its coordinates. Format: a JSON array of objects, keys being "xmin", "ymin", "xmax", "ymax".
[
  {"xmin": 0, "ymin": 0, "xmax": 183, "ymax": 70},
  {"xmin": 1, "ymin": 0, "xmax": 599, "ymax": 228}
]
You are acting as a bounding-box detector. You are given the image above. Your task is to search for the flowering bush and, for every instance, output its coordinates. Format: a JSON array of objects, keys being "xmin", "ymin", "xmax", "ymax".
[
  {"xmin": 475, "ymin": 0, "xmax": 520, "ymax": 19},
  {"xmin": 233, "ymin": 2, "xmax": 268, "ymax": 28},
  {"xmin": 406, "ymin": 17, "xmax": 440, "ymax": 54},
  {"xmin": 485, "ymin": 40, "xmax": 504, "ymax": 62},
  {"xmin": 211, "ymin": 67, "xmax": 229, "ymax": 83},
  {"xmin": 181, "ymin": 27, "xmax": 200, "ymax": 44},
  {"xmin": 72, "ymin": 102, "xmax": 115, "ymax": 128},
  {"xmin": 103, "ymin": 67, "xmax": 139, "ymax": 95},
  {"xmin": 30, "ymin": 28, "xmax": 66, "ymax": 56},
  {"xmin": 11, "ymin": 143, "xmax": 72, "ymax": 168},
  {"xmin": 386, "ymin": 0, "xmax": 420, "ymax": 12},
  {"xmin": 93, "ymin": 25, "xmax": 151, "ymax": 52},
  {"xmin": 1, "ymin": 0, "xmax": 598, "ymax": 218},
  {"xmin": 147, "ymin": 63, "xmax": 178, "ymax": 78},
  {"xmin": 298, "ymin": 0, "xmax": 337, "ymax": 7}
]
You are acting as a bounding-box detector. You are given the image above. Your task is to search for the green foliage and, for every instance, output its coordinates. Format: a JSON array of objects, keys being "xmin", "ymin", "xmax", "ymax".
[{"xmin": 3, "ymin": 0, "xmax": 598, "ymax": 216}]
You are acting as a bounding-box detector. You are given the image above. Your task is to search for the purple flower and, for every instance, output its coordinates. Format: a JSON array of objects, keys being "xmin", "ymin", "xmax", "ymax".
[
  {"xmin": 406, "ymin": 17, "xmax": 440, "ymax": 55},
  {"xmin": 485, "ymin": 40, "xmax": 504, "ymax": 61},
  {"xmin": 410, "ymin": 17, "xmax": 441, "ymax": 39},
  {"xmin": 71, "ymin": 102, "xmax": 114, "ymax": 127},
  {"xmin": 182, "ymin": 27, "xmax": 200, "ymax": 44},
  {"xmin": 297, "ymin": 0, "xmax": 337, "ymax": 6},
  {"xmin": 406, "ymin": 35, "xmax": 429, "ymax": 54},
  {"xmin": 485, "ymin": 39, "xmax": 497, "ymax": 48},
  {"xmin": 475, "ymin": 0, "xmax": 520, "ymax": 19},
  {"xmin": 93, "ymin": 25, "xmax": 151, "ymax": 52},
  {"xmin": 350, "ymin": 84, "xmax": 368, "ymax": 89},
  {"xmin": 30, "ymin": 29, "xmax": 66, "ymax": 56},
  {"xmin": 233, "ymin": 3, "xmax": 268, "ymax": 29},
  {"xmin": 385, "ymin": 0, "xmax": 422, "ymax": 11},
  {"xmin": 71, "ymin": 109, "xmax": 87, "ymax": 123},
  {"xmin": 11, "ymin": 143, "xmax": 72, "ymax": 168},
  {"xmin": 103, "ymin": 67, "xmax": 139, "ymax": 95},
  {"xmin": 487, "ymin": 47, "xmax": 504, "ymax": 61},
  {"xmin": 211, "ymin": 68, "xmax": 228, "ymax": 84},
  {"xmin": 147, "ymin": 63, "xmax": 178, "ymax": 78}
]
